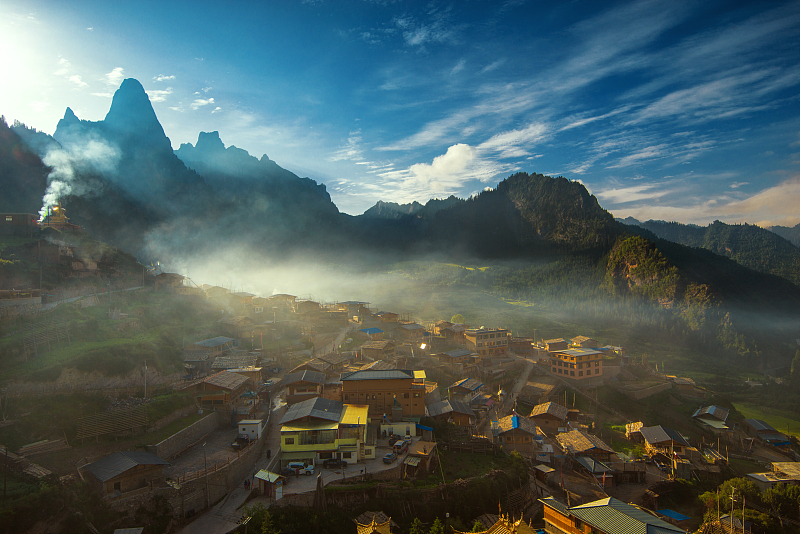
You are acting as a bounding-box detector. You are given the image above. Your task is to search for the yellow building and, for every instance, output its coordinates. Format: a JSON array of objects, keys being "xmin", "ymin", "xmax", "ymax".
[{"xmin": 279, "ymin": 397, "xmax": 374, "ymax": 466}]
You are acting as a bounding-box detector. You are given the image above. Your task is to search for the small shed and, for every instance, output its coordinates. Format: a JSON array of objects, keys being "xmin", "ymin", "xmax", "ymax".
[
  {"xmin": 239, "ymin": 419, "xmax": 263, "ymax": 440},
  {"xmin": 81, "ymin": 451, "xmax": 169, "ymax": 496},
  {"xmin": 534, "ymin": 464, "xmax": 555, "ymax": 484},
  {"xmin": 254, "ymin": 469, "xmax": 285, "ymax": 500}
]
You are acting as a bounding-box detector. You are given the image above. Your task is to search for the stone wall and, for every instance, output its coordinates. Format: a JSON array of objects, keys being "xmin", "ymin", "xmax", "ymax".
[
  {"xmin": 614, "ymin": 381, "xmax": 673, "ymax": 400},
  {"xmin": 147, "ymin": 411, "xmax": 220, "ymax": 459}
]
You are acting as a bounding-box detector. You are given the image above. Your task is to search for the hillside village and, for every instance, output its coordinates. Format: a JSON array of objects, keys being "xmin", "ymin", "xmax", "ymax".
[{"xmin": 2, "ymin": 257, "xmax": 799, "ymax": 534}]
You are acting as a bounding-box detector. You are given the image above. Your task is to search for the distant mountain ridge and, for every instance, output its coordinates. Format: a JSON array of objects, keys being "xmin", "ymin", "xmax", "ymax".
[
  {"xmin": 767, "ymin": 223, "xmax": 800, "ymax": 248},
  {"xmin": 619, "ymin": 218, "xmax": 800, "ymax": 286}
]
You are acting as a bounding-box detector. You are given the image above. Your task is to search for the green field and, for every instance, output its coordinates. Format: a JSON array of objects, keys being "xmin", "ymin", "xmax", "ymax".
[{"xmin": 733, "ymin": 402, "xmax": 800, "ymax": 438}]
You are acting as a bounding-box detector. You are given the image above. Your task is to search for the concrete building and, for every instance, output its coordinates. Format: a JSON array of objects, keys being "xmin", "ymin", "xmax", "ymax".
[
  {"xmin": 340, "ymin": 369, "xmax": 425, "ymax": 421},
  {"xmin": 465, "ymin": 327, "xmax": 510, "ymax": 358}
]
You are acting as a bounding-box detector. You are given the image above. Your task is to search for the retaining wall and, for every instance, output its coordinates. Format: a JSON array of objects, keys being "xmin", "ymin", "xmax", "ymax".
[
  {"xmin": 613, "ymin": 381, "xmax": 673, "ymax": 400},
  {"xmin": 147, "ymin": 411, "xmax": 220, "ymax": 459}
]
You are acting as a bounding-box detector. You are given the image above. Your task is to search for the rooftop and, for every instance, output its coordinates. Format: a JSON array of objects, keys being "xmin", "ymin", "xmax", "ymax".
[
  {"xmin": 340, "ymin": 369, "xmax": 414, "ymax": 381},
  {"xmin": 83, "ymin": 451, "xmax": 169, "ymax": 482},
  {"xmin": 556, "ymin": 429, "xmax": 615, "ymax": 455},
  {"xmin": 692, "ymin": 405, "xmax": 730, "ymax": 422},
  {"xmin": 427, "ymin": 399, "xmax": 475, "ymax": 418},
  {"xmin": 529, "ymin": 401, "xmax": 569, "ymax": 421},
  {"xmin": 497, "ymin": 414, "xmax": 538, "ymax": 435},
  {"xmin": 449, "ymin": 377, "xmax": 484, "ymax": 391},
  {"xmin": 744, "ymin": 418, "xmax": 778, "ymax": 433},
  {"xmin": 280, "ymin": 397, "xmax": 344, "ymax": 424},
  {"xmin": 539, "ymin": 496, "xmax": 686, "ymax": 534},
  {"xmin": 639, "ymin": 426, "xmax": 690, "ymax": 448},
  {"xmin": 203, "ymin": 371, "xmax": 250, "ymax": 391},
  {"xmin": 194, "ymin": 336, "xmax": 235, "ymax": 348},
  {"xmin": 281, "ymin": 370, "xmax": 326, "ymax": 387}
]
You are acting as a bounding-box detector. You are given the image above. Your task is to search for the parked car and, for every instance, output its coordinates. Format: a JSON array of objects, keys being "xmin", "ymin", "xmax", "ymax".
[
  {"xmin": 262, "ymin": 379, "xmax": 275, "ymax": 388},
  {"xmin": 231, "ymin": 434, "xmax": 250, "ymax": 450},
  {"xmin": 279, "ymin": 467, "xmax": 295, "ymax": 478},
  {"xmin": 393, "ymin": 441, "xmax": 408, "ymax": 454},
  {"xmin": 383, "ymin": 452, "xmax": 397, "ymax": 464},
  {"xmin": 388, "ymin": 434, "xmax": 403, "ymax": 445},
  {"xmin": 403, "ymin": 435, "xmax": 413, "ymax": 444},
  {"xmin": 323, "ymin": 458, "xmax": 347, "ymax": 469},
  {"xmin": 286, "ymin": 462, "xmax": 314, "ymax": 475}
]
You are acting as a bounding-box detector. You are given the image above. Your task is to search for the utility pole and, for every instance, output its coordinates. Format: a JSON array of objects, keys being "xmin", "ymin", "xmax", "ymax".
[{"xmin": 144, "ymin": 359, "xmax": 147, "ymax": 399}]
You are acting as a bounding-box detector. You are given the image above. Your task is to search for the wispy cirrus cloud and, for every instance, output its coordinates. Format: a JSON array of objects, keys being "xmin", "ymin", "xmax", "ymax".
[{"xmin": 153, "ymin": 74, "xmax": 175, "ymax": 82}]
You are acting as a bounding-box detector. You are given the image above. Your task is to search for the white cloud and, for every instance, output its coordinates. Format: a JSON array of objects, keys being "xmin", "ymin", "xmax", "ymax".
[
  {"xmin": 212, "ymin": 107, "xmax": 222, "ymax": 113},
  {"xmin": 478, "ymin": 123, "xmax": 548, "ymax": 158},
  {"xmin": 91, "ymin": 92, "xmax": 113, "ymax": 98},
  {"xmin": 146, "ymin": 87, "xmax": 173, "ymax": 102},
  {"xmin": 329, "ymin": 131, "xmax": 365, "ymax": 162},
  {"xmin": 202, "ymin": 86, "xmax": 212, "ymax": 93},
  {"xmin": 54, "ymin": 58, "xmax": 71, "ymax": 76},
  {"xmin": 451, "ymin": 59, "xmax": 465, "ymax": 75},
  {"xmin": 596, "ymin": 183, "xmax": 673, "ymax": 204},
  {"xmin": 153, "ymin": 74, "xmax": 175, "ymax": 82},
  {"xmin": 480, "ymin": 59, "xmax": 506, "ymax": 74},
  {"xmin": 105, "ymin": 67, "xmax": 125, "ymax": 87},
  {"xmin": 68, "ymin": 74, "xmax": 88, "ymax": 87},
  {"xmin": 86, "ymin": 27, "xmax": 93, "ymax": 31},
  {"xmin": 190, "ymin": 97, "xmax": 215, "ymax": 110}
]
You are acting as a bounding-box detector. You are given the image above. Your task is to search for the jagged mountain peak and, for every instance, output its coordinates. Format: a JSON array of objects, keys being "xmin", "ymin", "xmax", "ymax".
[
  {"xmin": 194, "ymin": 131, "xmax": 226, "ymax": 153},
  {"xmin": 101, "ymin": 78, "xmax": 168, "ymax": 145}
]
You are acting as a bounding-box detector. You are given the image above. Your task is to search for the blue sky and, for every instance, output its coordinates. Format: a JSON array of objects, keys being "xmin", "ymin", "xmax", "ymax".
[{"xmin": 2, "ymin": 0, "xmax": 800, "ymax": 226}]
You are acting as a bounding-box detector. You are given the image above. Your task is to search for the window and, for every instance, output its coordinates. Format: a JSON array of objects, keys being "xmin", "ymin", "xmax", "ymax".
[
  {"xmin": 5, "ymin": 216, "xmax": 11, "ymax": 222},
  {"xmin": 403, "ymin": 393, "xmax": 409, "ymax": 399},
  {"xmin": 319, "ymin": 452, "xmax": 333, "ymax": 460},
  {"xmin": 254, "ymin": 306, "xmax": 263, "ymax": 313},
  {"xmin": 114, "ymin": 482, "xmax": 121, "ymax": 491},
  {"xmin": 579, "ymin": 371, "xmax": 583, "ymax": 377},
  {"xmin": 285, "ymin": 437, "xmax": 295, "ymax": 444},
  {"xmin": 570, "ymin": 371, "xmax": 575, "ymax": 376},
  {"xmin": 414, "ymin": 393, "xmax": 419, "ymax": 398},
  {"xmin": 344, "ymin": 394, "xmax": 349, "ymax": 400},
  {"xmin": 372, "ymin": 395, "xmax": 376, "ymax": 400},
  {"xmin": 343, "ymin": 452, "xmax": 352, "ymax": 459},
  {"xmin": 552, "ymin": 368, "xmax": 557, "ymax": 373},
  {"xmin": 595, "ymin": 361, "xmax": 600, "ymax": 367}
]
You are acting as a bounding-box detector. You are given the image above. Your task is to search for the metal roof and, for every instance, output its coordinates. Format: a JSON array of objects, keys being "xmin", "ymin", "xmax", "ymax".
[
  {"xmin": 541, "ymin": 497, "xmax": 685, "ymax": 534},
  {"xmin": 575, "ymin": 456, "xmax": 614, "ymax": 474},
  {"xmin": 84, "ymin": 451, "xmax": 169, "ymax": 482},
  {"xmin": 692, "ymin": 405, "xmax": 729, "ymax": 422},
  {"xmin": 449, "ymin": 377, "xmax": 483, "ymax": 391},
  {"xmin": 657, "ymin": 510, "xmax": 690, "ymax": 522},
  {"xmin": 744, "ymin": 419, "xmax": 777, "ymax": 432},
  {"xmin": 497, "ymin": 414, "xmax": 537, "ymax": 435},
  {"xmin": 281, "ymin": 420, "xmax": 339, "ymax": 432},
  {"xmin": 340, "ymin": 369, "xmax": 414, "ymax": 381},
  {"xmin": 360, "ymin": 340, "xmax": 395, "ymax": 350},
  {"xmin": 399, "ymin": 323, "xmax": 425, "ymax": 330},
  {"xmin": 340, "ymin": 404, "xmax": 369, "ymax": 425},
  {"xmin": 194, "ymin": 336, "xmax": 235, "ymax": 348},
  {"xmin": 280, "ymin": 397, "xmax": 344, "ymax": 424},
  {"xmin": 254, "ymin": 470, "xmax": 284, "ymax": 483},
  {"xmin": 281, "ymin": 370, "xmax": 326, "ymax": 387},
  {"xmin": 427, "ymin": 399, "xmax": 475, "ymax": 418},
  {"xmin": 639, "ymin": 426, "xmax": 690, "ymax": 448}
]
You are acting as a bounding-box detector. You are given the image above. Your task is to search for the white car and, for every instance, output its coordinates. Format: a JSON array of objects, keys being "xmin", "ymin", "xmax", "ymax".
[{"xmin": 286, "ymin": 462, "xmax": 314, "ymax": 475}]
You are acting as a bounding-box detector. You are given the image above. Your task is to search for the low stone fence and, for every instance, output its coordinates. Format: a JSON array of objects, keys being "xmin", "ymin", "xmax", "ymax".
[{"xmin": 147, "ymin": 411, "xmax": 220, "ymax": 459}]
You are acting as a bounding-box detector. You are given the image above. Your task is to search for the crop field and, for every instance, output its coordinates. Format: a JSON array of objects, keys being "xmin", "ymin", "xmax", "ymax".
[{"xmin": 733, "ymin": 402, "xmax": 800, "ymax": 438}]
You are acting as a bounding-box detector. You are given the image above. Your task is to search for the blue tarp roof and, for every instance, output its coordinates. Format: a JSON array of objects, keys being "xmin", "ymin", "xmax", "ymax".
[
  {"xmin": 360, "ymin": 328, "xmax": 384, "ymax": 335},
  {"xmin": 417, "ymin": 424, "xmax": 433, "ymax": 431},
  {"xmin": 657, "ymin": 509, "xmax": 691, "ymax": 521}
]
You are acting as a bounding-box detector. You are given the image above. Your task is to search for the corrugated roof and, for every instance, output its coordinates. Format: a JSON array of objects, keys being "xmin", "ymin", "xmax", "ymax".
[
  {"xmin": 558, "ymin": 348, "xmax": 604, "ymax": 357},
  {"xmin": 211, "ymin": 354, "xmax": 257, "ymax": 369},
  {"xmin": 575, "ymin": 456, "xmax": 614, "ymax": 474},
  {"xmin": 541, "ymin": 497, "xmax": 684, "ymax": 534},
  {"xmin": 281, "ymin": 420, "xmax": 339, "ymax": 431},
  {"xmin": 255, "ymin": 470, "xmax": 284, "ymax": 483},
  {"xmin": 318, "ymin": 352, "xmax": 353, "ymax": 365},
  {"xmin": 449, "ymin": 377, "xmax": 483, "ymax": 391},
  {"xmin": 84, "ymin": 451, "xmax": 169, "ymax": 482},
  {"xmin": 529, "ymin": 401, "xmax": 569, "ymax": 421},
  {"xmin": 359, "ymin": 360, "xmax": 395, "ymax": 371},
  {"xmin": 427, "ymin": 399, "xmax": 475, "ymax": 418},
  {"xmin": 399, "ymin": 323, "xmax": 425, "ymax": 330},
  {"xmin": 360, "ymin": 327, "xmax": 385, "ymax": 335},
  {"xmin": 639, "ymin": 426, "xmax": 690, "ymax": 448},
  {"xmin": 281, "ymin": 370, "xmax": 326, "ymax": 387},
  {"xmin": 280, "ymin": 397, "xmax": 344, "ymax": 424},
  {"xmin": 413, "ymin": 370, "xmax": 426, "ymax": 380},
  {"xmin": 360, "ymin": 340, "xmax": 395, "ymax": 350},
  {"xmin": 340, "ymin": 369, "xmax": 414, "ymax": 381},
  {"xmin": 203, "ymin": 371, "xmax": 249, "ymax": 391},
  {"xmin": 340, "ymin": 404, "xmax": 369, "ymax": 425},
  {"xmin": 194, "ymin": 336, "xmax": 235, "ymax": 348},
  {"xmin": 744, "ymin": 419, "xmax": 777, "ymax": 432},
  {"xmin": 692, "ymin": 405, "xmax": 729, "ymax": 422}
]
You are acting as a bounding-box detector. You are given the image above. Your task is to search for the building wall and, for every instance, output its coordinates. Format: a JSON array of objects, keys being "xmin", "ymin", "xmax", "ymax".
[
  {"xmin": 342, "ymin": 378, "xmax": 425, "ymax": 419},
  {"xmin": 531, "ymin": 414, "xmax": 565, "ymax": 433},
  {"xmin": 498, "ymin": 429, "xmax": 537, "ymax": 456},
  {"xmin": 543, "ymin": 506, "xmax": 582, "ymax": 534},
  {"xmin": 101, "ymin": 464, "xmax": 165, "ymax": 495},
  {"xmin": 147, "ymin": 411, "xmax": 220, "ymax": 459}
]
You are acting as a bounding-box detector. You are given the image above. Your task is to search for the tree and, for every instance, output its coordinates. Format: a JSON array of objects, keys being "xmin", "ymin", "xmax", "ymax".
[
  {"xmin": 429, "ymin": 518, "xmax": 444, "ymax": 534},
  {"xmin": 451, "ymin": 313, "xmax": 465, "ymax": 324},
  {"xmin": 409, "ymin": 518, "xmax": 425, "ymax": 534},
  {"xmin": 791, "ymin": 350, "xmax": 800, "ymax": 382},
  {"xmin": 471, "ymin": 519, "xmax": 485, "ymax": 532}
]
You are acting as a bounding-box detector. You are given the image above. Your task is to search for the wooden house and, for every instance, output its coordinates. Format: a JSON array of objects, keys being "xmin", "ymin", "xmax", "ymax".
[
  {"xmin": 81, "ymin": 451, "xmax": 169, "ymax": 496},
  {"xmin": 426, "ymin": 399, "xmax": 476, "ymax": 427},
  {"xmin": 218, "ymin": 315, "xmax": 254, "ymax": 340},
  {"xmin": 281, "ymin": 370, "xmax": 327, "ymax": 405},
  {"xmin": 639, "ymin": 426, "xmax": 690, "ymax": 458},
  {"xmin": 0, "ymin": 213, "xmax": 39, "ymax": 237},
  {"xmin": 375, "ymin": 311, "xmax": 399, "ymax": 323},
  {"xmin": 254, "ymin": 469, "xmax": 285, "ymax": 500},
  {"xmin": 440, "ymin": 323, "xmax": 468, "ymax": 343},
  {"xmin": 340, "ymin": 369, "xmax": 425, "ymax": 421},
  {"xmin": 182, "ymin": 337, "xmax": 236, "ymax": 376},
  {"xmin": 196, "ymin": 371, "xmax": 250, "ymax": 411},
  {"xmin": 360, "ymin": 340, "xmax": 396, "ymax": 361},
  {"xmin": 528, "ymin": 402, "xmax": 569, "ymax": 434},
  {"xmin": 448, "ymin": 377, "xmax": 483, "ymax": 402},
  {"xmin": 360, "ymin": 327, "xmax": 385, "ymax": 340},
  {"xmin": 154, "ymin": 273, "xmax": 185, "ymax": 292},
  {"xmin": 540, "ymin": 496, "xmax": 685, "ymax": 534},
  {"xmin": 544, "ymin": 338, "xmax": 569, "ymax": 352},
  {"xmin": 396, "ymin": 323, "xmax": 426, "ymax": 341},
  {"xmin": 556, "ymin": 429, "xmax": 616, "ymax": 463},
  {"xmin": 405, "ymin": 441, "xmax": 437, "ymax": 475},
  {"xmin": 570, "ymin": 335, "xmax": 598, "ymax": 348},
  {"xmin": 496, "ymin": 414, "xmax": 539, "ymax": 456}
]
